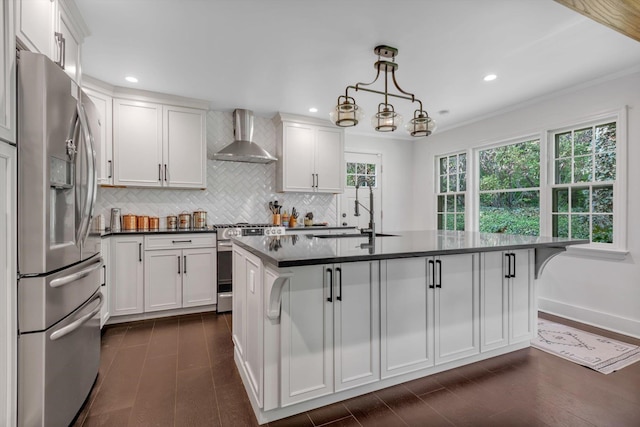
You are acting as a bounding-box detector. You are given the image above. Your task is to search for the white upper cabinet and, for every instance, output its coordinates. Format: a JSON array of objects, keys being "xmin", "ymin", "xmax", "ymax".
[
  {"xmin": 83, "ymin": 82, "xmax": 114, "ymax": 185},
  {"xmin": 16, "ymin": 0, "xmax": 88, "ymax": 83},
  {"xmin": 163, "ymin": 105, "xmax": 207, "ymax": 188},
  {"xmin": 113, "ymin": 99, "xmax": 163, "ymax": 187},
  {"xmin": 0, "ymin": 0, "xmax": 16, "ymax": 144},
  {"xmin": 15, "ymin": 0, "xmax": 55, "ymax": 57},
  {"xmin": 274, "ymin": 113, "xmax": 344, "ymax": 193},
  {"xmin": 112, "ymin": 98, "xmax": 206, "ymax": 189}
]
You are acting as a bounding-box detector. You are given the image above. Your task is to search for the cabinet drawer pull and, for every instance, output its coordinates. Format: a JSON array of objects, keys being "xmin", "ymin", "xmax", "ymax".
[
  {"xmin": 511, "ymin": 253, "xmax": 516, "ymax": 278},
  {"xmin": 428, "ymin": 260, "xmax": 435, "ymax": 289},
  {"xmin": 326, "ymin": 268, "xmax": 333, "ymax": 302},
  {"xmin": 172, "ymin": 240, "xmax": 192, "ymax": 244},
  {"xmin": 505, "ymin": 253, "xmax": 511, "ymax": 278}
]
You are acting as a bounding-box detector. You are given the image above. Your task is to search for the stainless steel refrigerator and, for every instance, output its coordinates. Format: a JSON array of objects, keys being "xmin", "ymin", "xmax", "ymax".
[{"xmin": 17, "ymin": 51, "xmax": 103, "ymax": 427}]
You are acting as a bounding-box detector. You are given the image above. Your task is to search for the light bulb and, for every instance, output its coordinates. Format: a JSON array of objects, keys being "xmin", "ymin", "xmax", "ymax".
[{"xmin": 371, "ymin": 106, "xmax": 402, "ymax": 132}]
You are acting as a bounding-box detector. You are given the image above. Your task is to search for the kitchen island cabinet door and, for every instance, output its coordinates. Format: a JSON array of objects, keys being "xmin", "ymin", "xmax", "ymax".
[
  {"xmin": 111, "ymin": 236, "xmax": 144, "ymax": 316},
  {"xmin": 333, "ymin": 261, "xmax": 380, "ymax": 391},
  {"xmin": 232, "ymin": 247, "xmax": 247, "ymax": 360},
  {"xmin": 480, "ymin": 251, "xmax": 509, "ymax": 352},
  {"xmin": 434, "ymin": 253, "xmax": 480, "ymax": 365},
  {"xmin": 113, "ymin": 99, "xmax": 163, "ymax": 187},
  {"xmin": 0, "ymin": 0, "xmax": 15, "ymax": 144},
  {"xmin": 163, "ymin": 105, "xmax": 206, "ymax": 188},
  {"xmin": 144, "ymin": 249, "xmax": 182, "ymax": 312},
  {"xmin": 381, "ymin": 257, "xmax": 434, "ymax": 379},
  {"xmin": 509, "ymin": 249, "xmax": 534, "ymax": 344},
  {"xmin": 280, "ymin": 264, "xmax": 333, "ymax": 406},
  {"xmin": 182, "ymin": 247, "xmax": 216, "ymax": 307}
]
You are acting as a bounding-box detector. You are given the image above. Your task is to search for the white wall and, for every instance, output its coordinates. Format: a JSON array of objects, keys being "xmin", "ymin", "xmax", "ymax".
[
  {"xmin": 413, "ymin": 70, "xmax": 640, "ymax": 338},
  {"xmin": 344, "ymin": 133, "xmax": 415, "ymax": 233}
]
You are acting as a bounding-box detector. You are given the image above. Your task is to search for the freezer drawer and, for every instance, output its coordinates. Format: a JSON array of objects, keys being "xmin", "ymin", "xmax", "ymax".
[
  {"xmin": 18, "ymin": 255, "xmax": 103, "ymax": 333},
  {"xmin": 18, "ymin": 290, "xmax": 103, "ymax": 427}
]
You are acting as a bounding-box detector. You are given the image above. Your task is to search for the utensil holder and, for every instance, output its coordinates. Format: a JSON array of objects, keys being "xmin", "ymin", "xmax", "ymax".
[
  {"xmin": 289, "ymin": 217, "xmax": 297, "ymax": 228},
  {"xmin": 273, "ymin": 214, "xmax": 281, "ymax": 225}
]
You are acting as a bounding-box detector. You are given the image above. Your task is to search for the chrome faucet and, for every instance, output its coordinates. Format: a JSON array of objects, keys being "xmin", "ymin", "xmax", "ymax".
[{"xmin": 354, "ymin": 177, "xmax": 375, "ymax": 237}]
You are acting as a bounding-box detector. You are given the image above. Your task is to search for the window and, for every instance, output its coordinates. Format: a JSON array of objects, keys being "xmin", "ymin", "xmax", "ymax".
[
  {"xmin": 478, "ymin": 139, "xmax": 540, "ymax": 235},
  {"xmin": 346, "ymin": 161, "xmax": 377, "ymax": 187},
  {"xmin": 436, "ymin": 153, "xmax": 466, "ymax": 231},
  {"xmin": 551, "ymin": 121, "xmax": 616, "ymax": 244}
]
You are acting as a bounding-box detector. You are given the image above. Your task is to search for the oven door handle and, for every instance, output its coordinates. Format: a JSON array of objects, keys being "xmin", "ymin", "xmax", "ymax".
[
  {"xmin": 218, "ymin": 241, "xmax": 233, "ymax": 251},
  {"xmin": 50, "ymin": 292, "xmax": 103, "ymax": 341}
]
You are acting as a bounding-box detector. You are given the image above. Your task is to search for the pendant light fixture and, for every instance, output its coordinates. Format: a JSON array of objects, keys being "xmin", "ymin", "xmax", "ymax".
[{"xmin": 331, "ymin": 45, "xmax": 436, "ymax": 137}]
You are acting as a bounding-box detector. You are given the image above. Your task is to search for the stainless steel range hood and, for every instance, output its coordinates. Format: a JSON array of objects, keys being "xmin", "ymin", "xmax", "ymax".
[{"xmin": 211, "ymin": 109, "xmax": 277, "ymax": 164}]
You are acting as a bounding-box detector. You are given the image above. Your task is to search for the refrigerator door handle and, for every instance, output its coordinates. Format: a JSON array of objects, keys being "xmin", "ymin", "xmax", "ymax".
[
  {"xmin": 50, "ymin": 292, "xmax": 104, "ymax": 341},
  {"xmin": 49, "ymin": 258, "xmax": 104, "ymax": 288},
  {"xmin": 76, "ymin": 104, "xmax": 97, "ymax": 245}
]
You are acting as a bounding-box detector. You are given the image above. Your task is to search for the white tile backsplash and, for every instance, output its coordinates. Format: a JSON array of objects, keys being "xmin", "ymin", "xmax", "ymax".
[{"xmin": 95, "ymin": 111, "xmax": 337, "ymax": 227}]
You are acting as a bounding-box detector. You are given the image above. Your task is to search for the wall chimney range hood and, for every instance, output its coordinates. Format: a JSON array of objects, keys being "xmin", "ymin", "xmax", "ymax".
[{"xmin": 212, "ymin": 109, "xmax": 277, "ymax": 164}]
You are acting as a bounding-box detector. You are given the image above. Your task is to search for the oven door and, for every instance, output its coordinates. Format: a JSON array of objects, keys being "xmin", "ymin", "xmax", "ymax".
[{"xmin": 216, "ymin": 241, "xmax": 232, "ymax": 313}]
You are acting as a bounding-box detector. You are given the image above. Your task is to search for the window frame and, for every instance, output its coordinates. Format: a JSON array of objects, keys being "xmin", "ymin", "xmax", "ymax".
[
  {"xmin": 434, "ymin": 151, "xmax": 469, "ymax": 231},
  {"xmin": 474, "ymin": 135, "xmax": 542, "ymax": 235},
  {"xmin": 544, "ymin": 108, "xmax": 628, "ymax": 255}
]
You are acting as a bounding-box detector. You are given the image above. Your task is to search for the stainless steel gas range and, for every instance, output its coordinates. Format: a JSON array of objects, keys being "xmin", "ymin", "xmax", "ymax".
[{"xmin": 213, "ymin": 224, "xmax": 285, "ymax": 312}]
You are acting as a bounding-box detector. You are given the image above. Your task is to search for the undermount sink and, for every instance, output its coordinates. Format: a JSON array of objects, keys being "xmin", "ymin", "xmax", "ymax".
[{"xmin": 313, "ymin": 233, "xmax": 398, "ymax": 239}]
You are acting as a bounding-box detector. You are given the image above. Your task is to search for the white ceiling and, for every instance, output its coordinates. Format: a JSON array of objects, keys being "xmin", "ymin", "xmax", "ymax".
[{"xmin": 75, "ymin": 0, "xmax": 640, "ymax": 138}]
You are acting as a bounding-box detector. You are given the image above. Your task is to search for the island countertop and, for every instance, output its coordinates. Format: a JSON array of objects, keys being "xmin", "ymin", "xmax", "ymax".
[{"xmin": 232, "ymin": 230, "xmax": 588, "ymax": 274}]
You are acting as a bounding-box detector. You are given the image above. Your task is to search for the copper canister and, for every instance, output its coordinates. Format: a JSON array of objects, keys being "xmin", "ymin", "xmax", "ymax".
[
  {"xmin": 137, "ymin": 215, "xmax": 149, "ymax": 231},
  {"xmin": 167, "ymin": 215, "xmax": 177, "ymax": 230},
  {"xmin": 179, "ymin": 212, "xmax": 191, "ymax": 229},
  {"xmin": 122, "ymin": 214, "xmax": 137, "ymax": 231},
  {"xmin": 193, "ymin": 209, "xmax": 207, "ymax": 229},
  {"xmin": 149, "ymin": 217, "xmax": 159, "ymax": 230}
]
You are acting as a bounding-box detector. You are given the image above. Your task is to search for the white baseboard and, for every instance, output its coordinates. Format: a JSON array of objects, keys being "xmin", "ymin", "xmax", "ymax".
[{"xmin": 538, "ymin": 297, "xmax": 640, "ymax": 339}]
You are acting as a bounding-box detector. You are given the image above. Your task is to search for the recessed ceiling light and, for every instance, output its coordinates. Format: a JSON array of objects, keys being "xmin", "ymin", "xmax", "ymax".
[
  {"xmin": 125, "ymin": 76, "xmax": 138, "ymax": 83},
  {"xmin": 483, "ymin": 74, "xmax": 497, "ymax": 82},
  {"xmin": 309, "ymin": 107, "xmax": 318, "ymax": 113}
]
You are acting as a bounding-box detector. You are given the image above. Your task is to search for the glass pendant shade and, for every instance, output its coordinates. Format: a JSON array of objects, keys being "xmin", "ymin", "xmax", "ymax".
[
  {"xmin": 371, "ymin": 104, "xmax": 403, "ymax": 132},
  {"xmin": 405, "ymin": 111, "xmax": 436, "ymax": 137},
  {"xmin": 330, "ymin": 96, "xmax": 363, "ymax": 127}
]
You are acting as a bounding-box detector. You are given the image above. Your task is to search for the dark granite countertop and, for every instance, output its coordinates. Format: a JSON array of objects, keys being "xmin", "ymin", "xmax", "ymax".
[
  {"xmin": 100, "ymin": 228, "xmax": 216, "ymax": 237},
  {"xmin": 232, "ymin": 230, "xmax": 589, "ymax": 269}
]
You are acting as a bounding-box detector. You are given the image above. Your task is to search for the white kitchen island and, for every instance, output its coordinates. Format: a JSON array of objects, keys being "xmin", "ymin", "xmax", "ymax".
[{"xmin": 231, "ymin": 230, "xmax": 587, "ymax": 425}]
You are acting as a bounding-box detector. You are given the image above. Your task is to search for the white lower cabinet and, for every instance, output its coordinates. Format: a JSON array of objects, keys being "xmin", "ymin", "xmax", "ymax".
[
  {"xmin": 481, "ymin": 250, "xmax": 534, "ymax": 351},
  {"xmin": 110, "ymin": 236, "xmax": 144, "ymax": 316},
  {"xmin": 144, "ymin": 237, "xmax": 216, "ymax": 312},
  {"xmin": 99, "ymin": 237, "xmax": 111, "ymax": 327},
  {"xmin": 433, "ymin": 253, "xmax": 480, "ymax": 365},
  {"xmin": 381, "ymin": 253, "xmax": 479, "ymax": 378},
  {"xmin": 144, "ymin": 249, "xmax": 182, "ymax": 312},
  {"xmin": 280, "ymin": 261, "xmax": 380, "ymax": 406},
  {"xmin": 380, "ymin": 257, "xmax": 434, "ymax": 378}
]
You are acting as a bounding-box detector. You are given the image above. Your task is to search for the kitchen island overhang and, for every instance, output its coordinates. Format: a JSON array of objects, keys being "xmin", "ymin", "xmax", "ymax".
[{"xmin": 230, "ymin": 230, "xmax": 588, "ymax": 425}]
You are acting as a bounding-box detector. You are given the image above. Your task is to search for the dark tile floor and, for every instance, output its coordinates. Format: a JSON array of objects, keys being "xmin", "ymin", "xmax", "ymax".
[{"xmin": 73, "ymin": 312, "xmax": 640, "ymax": 427}]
